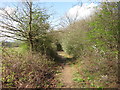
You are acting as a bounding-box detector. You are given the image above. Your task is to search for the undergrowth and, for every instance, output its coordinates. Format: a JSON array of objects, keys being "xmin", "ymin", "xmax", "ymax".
[
  {"xmin": 2, "ymin": 47, "xmax": 56, "ymax": 88},
  {"xmin": 73, "ymin": 51, "xmax": 118, "ymax": 88}
]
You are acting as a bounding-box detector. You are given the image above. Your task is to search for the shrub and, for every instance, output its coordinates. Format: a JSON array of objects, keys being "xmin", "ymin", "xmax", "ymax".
[
  {"xmin": 2, "ymin": 48, "xmax": 55, "ymax": 88},
  {"xmin": 61, "ymin": 20, "xmax": 89, "ymax": 57}
]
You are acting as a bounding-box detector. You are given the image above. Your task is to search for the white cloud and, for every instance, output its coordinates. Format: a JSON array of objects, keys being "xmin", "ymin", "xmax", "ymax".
[
  {"xmin": 57, "ymin": 3, "xmax": 98, "ymax": 29},
  {"xmin": 66, "ymin": 3, "xmax": 98, "ymax": 21},
  {"xmin": 0, "ymin": 7, "xmax": 15, "ymax": 42},
  {"xmin": 4, "ymin": 6, "xmax": 15, "ymax": 15},
  {"xmin": 0, "ymin": 6, "xmax": 15, "ymax": 15}
]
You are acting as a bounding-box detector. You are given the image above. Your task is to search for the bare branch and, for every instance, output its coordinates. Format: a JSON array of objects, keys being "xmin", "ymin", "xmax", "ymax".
[
  {"xmin": 0, "ymin": 23, "xmax": 24, "ymax": 33},
  {"xmin": 0, "ymin": 34, "xmax": 26, "ymax": 41},
  {"xmin": 2, "ymin": 9, "xmax": 23, "ymax": 25}
]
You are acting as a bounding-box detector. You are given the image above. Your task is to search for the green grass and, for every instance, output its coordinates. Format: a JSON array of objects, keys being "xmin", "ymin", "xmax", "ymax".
[
  {"xmin": 57, "ymin": 82, "xmax": 64, "ymax": 87},
  {"xmin": 73, "ymin": 78, "xmax": 84, "ymax": 82}
]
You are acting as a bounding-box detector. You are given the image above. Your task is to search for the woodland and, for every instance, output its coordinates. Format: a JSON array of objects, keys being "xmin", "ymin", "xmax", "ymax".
[{"xmin": 0, "ymin": 1, "xmax": 119, "ymax": 88}]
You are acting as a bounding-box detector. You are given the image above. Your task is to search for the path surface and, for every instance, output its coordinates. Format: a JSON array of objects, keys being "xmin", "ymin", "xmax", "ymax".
[
  {"xmin": 56, "ymin": 51, "xmax": 74, "ymax": 88},
  {"xmin": 62, "ymin": 65, "xmax": 74, "ymax": 88}
]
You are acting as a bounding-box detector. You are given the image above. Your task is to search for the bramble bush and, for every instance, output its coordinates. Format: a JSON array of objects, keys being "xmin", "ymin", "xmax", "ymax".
[{"xmin": 2, "ymin": 48, "xmax": 56, "ymax": 88}]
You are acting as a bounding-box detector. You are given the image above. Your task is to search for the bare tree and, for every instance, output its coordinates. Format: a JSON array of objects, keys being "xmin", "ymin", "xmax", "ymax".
[
  {"xmin": 0, "ymin": 0, "xmax": 50, "ymax": 52},
  {"xmin": 59, "ymin": 2, "xmax": 83, "ymax": 28}
]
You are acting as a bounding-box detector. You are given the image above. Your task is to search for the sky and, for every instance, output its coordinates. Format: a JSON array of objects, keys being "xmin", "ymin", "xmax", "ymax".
[
  {"xmin": 39, "ymin": 2, "xmax": 98, "ymax": 29},
  {"xmin": 0, "ymin": 2, "xmax": 89, "ymax": 20},
  {"xmin": 0, "ymin": 1, "xmax": 99, "ymax": 41},
  {"xmin": 2, "ymin": 0, "xmax": 118, "ymax": 41}
]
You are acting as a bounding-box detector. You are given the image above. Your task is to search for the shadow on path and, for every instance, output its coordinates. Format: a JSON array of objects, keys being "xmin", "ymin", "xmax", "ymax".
[
  {"xmin": 55, "ymin": 51, "xmax": 75, "ymax": 65},
  {"xmin": 54, "ymin": 51, "xmax": 76, "ymax": 88}
]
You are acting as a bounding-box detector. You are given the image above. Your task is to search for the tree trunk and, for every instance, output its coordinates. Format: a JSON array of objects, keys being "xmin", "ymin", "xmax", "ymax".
[
  {"xmin": 29, "ymin": 2, "xmax": 33, "ymax": 53},
  {"xmin": 29, "ymin": 32, "xmax": 34, "ymax": 52}
]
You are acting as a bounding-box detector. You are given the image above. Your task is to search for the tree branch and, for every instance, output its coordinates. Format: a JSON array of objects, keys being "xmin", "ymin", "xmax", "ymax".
[{"xmin": 0, "ymin": 34, "xmax": 27, "ymax": 41}]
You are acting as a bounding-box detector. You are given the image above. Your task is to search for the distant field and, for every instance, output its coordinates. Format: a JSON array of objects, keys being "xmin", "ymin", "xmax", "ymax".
[{"xmin": 1, "ymin": 47, "xmax": 27, "ymax": 54}]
